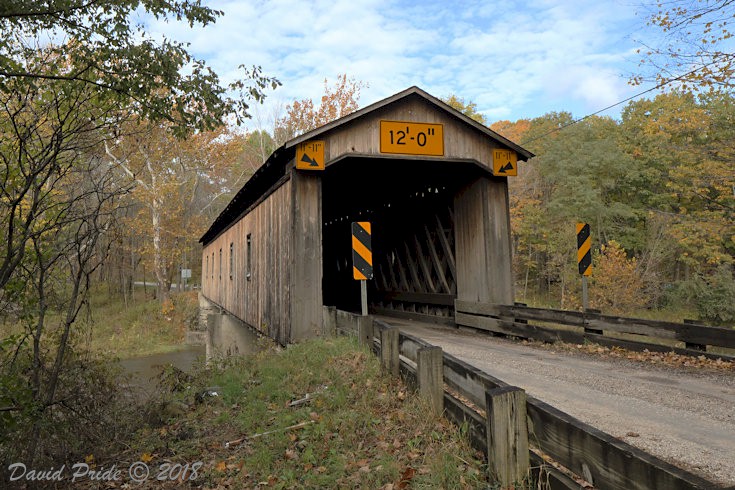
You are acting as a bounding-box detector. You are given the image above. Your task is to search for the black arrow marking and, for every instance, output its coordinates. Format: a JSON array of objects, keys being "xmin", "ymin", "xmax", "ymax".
[
  {"xmin": 500, "ymin": 162, "xmax": 514, "ymax": 173},
  {"xmin": 301, "ymin": 153, "xmax": 319, "ymax": 167}
]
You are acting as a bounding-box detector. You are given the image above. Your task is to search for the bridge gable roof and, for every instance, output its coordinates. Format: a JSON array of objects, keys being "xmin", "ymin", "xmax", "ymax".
[{"xmin": 200, "ymin": 86, "xmax": 533, "ymax": 245}]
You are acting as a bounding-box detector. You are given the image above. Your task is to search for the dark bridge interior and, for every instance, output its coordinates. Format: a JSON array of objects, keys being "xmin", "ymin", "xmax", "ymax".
[{"xmin": 321, "ymin": 157, "xmax": 484, "ymax": 321}]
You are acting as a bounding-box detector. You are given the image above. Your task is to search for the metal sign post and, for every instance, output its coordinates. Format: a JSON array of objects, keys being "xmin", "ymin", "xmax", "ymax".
[{"xmin": 352, "ymin": 221, "xmax": 373, "ymax": 316}]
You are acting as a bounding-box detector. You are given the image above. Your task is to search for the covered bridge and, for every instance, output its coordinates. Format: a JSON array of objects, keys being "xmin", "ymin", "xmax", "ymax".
[{"xmin": 200, "ymin": 86, "xmax": 533, "ymax": 345}]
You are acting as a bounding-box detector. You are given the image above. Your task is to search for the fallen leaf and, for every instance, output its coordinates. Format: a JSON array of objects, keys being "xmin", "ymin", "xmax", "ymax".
[
  {"xmin": 397, "ymin": 467, "xmax": 416, "ymax": 489},
  {"xmin": 215, "ymin": 461, "xmax": 227, "ymax": 472},
  {"xmin": 140, "ymin": 453, "xmax": 154, "ymax": 463}
]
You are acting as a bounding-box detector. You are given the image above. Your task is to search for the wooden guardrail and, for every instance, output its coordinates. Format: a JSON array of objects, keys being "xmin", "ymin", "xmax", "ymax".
[
  {"xmin": 335, "ymin": 310, "xmax": 720, "ymax": 490},
  {"xmin": 455, "ymin": 300, "xmax": 735, "ymax": 360}
]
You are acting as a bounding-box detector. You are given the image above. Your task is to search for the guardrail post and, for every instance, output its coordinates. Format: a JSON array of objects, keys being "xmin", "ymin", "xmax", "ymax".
[
  {"xmin": 323, "ymin": 306, "xmax": 337, "ymax": 337},
  {"xmin": 486, "ymin": 386, "xmax": 529, "ymax": 488},
  {"xmin": 380, "ymin": 326, "xmax": 399, "ymax": 376},
  {"xmin": 417, "ymin": 346, "xmax": 444, "ymax": 415},
  {"xmin": 583, "ymin": 308, "xmax": 603, "ymax": 335},
  {"xmin": 683, "ymin": 319, "xmax": 707, "ymax": 351},
  {"xmin": 357, "ymin": 316, "xmax": 374, "ymax": 349}
]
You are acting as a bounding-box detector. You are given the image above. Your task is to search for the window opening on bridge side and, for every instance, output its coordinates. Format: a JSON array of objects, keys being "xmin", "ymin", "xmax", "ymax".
[
  {"xmin": 246, "ymin": 233, "xmax": 252, "ymax": 280},
  {"xmin": 229, "ymin": 242, "xmax": 234, "ymax": 280},
  {"xmin": 205, "ymin": 255, "xmax": 208, "ymax": 280},
  {"xmin": 219, "ymin": 248, "xmax": 222, "ymax": 281},
  {"xmin": 211, "ymin": 252, "xmax": 214, "ymax": 279}
]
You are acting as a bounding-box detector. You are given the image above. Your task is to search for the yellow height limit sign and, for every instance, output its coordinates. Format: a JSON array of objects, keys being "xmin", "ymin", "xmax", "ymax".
[{"xmin": 380, "ymin": 121, "xmax": 444, "ymax": 156}]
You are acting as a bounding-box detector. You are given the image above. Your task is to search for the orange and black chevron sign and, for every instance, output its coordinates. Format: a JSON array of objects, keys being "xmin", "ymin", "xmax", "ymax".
[
  {"xmin": 576, "ymin": 222, "xmax": 592, "ymax": 276},
  {"xmin": 352, "ymin": 221, "xmax": 373, "ymax": 280}
]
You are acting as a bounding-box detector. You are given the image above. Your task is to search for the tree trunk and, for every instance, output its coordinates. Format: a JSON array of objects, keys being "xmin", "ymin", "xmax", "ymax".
[{"xmin": 152, "ymin": 197, "xmax": 169, "ymax": 301}]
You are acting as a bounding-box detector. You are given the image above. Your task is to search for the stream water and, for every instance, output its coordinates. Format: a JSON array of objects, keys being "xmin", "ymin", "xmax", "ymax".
[{"xmin": 118, "ymin": 345, "xmax": 206, "ymax": 391}]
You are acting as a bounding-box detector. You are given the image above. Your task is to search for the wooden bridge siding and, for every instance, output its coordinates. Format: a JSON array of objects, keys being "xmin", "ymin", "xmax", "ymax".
[
  {"xmin": 201, "ymin": 179, "xmax": 292, "ymax": 344},
  {"xmin": 454, "ymin": 175, "xmax": 514, "ymax": 305},
  {"xmin": 290, "ymin": 170, "xmax": 323, "ymax": 341},
  {"xmin": 321, "ymin": 96, "xmax": 504, "ymax": 171}
]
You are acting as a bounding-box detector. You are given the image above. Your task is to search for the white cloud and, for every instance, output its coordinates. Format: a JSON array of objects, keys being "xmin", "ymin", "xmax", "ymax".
[{"xmin": 144, "ymin": 0, "xmax": 650, "ymax": 128}]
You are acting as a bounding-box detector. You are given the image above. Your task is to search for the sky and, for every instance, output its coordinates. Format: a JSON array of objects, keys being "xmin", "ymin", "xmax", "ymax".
[{"xmin": 146, "ymin": 0, "xmax": 660, "ymax": 130}]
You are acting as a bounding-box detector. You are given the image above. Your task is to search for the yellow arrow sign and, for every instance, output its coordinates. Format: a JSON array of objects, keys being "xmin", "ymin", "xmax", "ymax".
[
  {"xmin": 492, "ymin": 149, "xmax": 517, "ymax": 176},
  {"xmin": 296, "ymin": 140, "xmax": 325, "ymax": 170}
]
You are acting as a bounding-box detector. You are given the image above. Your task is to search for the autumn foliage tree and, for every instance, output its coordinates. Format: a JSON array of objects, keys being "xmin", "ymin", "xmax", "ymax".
[
  {"xmin": 0, "ymin": 0, "xmax": 278, "ymax": 468},
  {"xmin": 274, "ymin": 74, "xmax": 366, "ymax": 144},
  {"xmin": 635, "ymin": 0, "xmax": 735, "ymax": 91},
  {"xmin": 495, "ymin": 91, "xmax": 734, "ymax": 323},
  {"xmin": 105, "ymin": 121, "xmax": 245, "ymax": 301},
  {"xmin": 589, "ymin": 241, "xmax": 647, "ymax": 313}
]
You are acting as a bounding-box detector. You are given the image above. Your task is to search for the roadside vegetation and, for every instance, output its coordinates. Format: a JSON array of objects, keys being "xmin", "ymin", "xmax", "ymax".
[
  {"xmin": 82, "ymin": 289, "xmax": 199, "ymax": 358},
  {"xmin": 116, "ymin": 336, "xmax": 488, "ymax": 489}
]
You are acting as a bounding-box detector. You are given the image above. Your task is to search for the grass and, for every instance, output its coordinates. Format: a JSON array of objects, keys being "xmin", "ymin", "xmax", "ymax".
[
  {"xmin": 121, "ymin": 336, "xmax": 489, "ymax": 489},
  {"xmin": 0, "ymin": 286, "xmax": 197, "ymax": 360},
  {"xmin": 81, "ymin": 288, "xmax": 198, "ymax": 358}
]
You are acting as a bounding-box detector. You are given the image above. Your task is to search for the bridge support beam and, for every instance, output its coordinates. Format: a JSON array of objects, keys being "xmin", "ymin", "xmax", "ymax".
[{"xmin": 290, "ymin": 170, "xmax": 323, "ymax": 341}]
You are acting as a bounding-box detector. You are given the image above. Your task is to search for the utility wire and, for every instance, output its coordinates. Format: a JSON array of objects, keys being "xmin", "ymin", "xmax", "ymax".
[{"xmin": 519, "ymin": 62, "xmax": 720, "ymax": 146}]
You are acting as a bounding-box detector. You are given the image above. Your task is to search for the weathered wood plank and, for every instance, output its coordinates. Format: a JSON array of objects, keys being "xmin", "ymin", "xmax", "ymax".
[
  {"xmin": 526, "ymin": 396, "xmax": 715, "ymax": 490},
  {"xmin": 413, "ymin": 235, "xmax": 437, "ymax": 293},
  {"xmin": 434, "ymin": 213, "xmax": 456, "ymax": 279},
  {"xmin": 456, "ymin": 309, "xmax": 734, "ymax": 361},
  {"xmin": 372, "ymin": 306, "xmax": 455, "ymax": 326},
  {"xmin": 201, "ymin": 179, "xmax": 292, "ymax": 344},
  {"xmin": 376, "ymin": 290, "xmax": 455, "ymax": 306},
  {"xmin": 442, "ymin": 352, "xmax": 508, "ymax": 409},
  {"xmin": 290, "ymin": 170, "xmax": 322, "ymax": 342},
  {"xmin": 458, "ymin": 301, "xmax": 735, "ymax": 351},
  {"xmin": 357, "ymin": 316, "xmax": 374, "ymax": 348},
  {"xmin": 443, "ymin": 391, "xmax": 487, "ymax": 455},
  {"xmin": 486, "ymin": 387, "xmax": 530, "ymax": 487},
  {"xmin": 424, "ymin": 223, "xmax": 451, "ymax": 294},
  {"xmin": 417, "ymin": 346, "xmax": 444, "ymax": 415},
  {"xmin": 380, "ymin": 326, "xmax": 400, "ymax": 376},
  {"xmin": 402, "ymin": 241, "xmax": 423, "ymax": 291},
  {"xmin": 455, "ymin": 312, "xmax": 585, "ymax": 344}
]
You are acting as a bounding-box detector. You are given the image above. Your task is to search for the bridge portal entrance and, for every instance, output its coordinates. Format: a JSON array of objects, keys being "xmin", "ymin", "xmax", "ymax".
[{"xmin": 322, "ymin": 158, "xmax": 481, "ymax": 323}]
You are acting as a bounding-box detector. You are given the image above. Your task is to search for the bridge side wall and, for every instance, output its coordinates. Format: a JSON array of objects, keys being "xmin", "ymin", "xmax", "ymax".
[{"xmin": 201, "ymin": 179, "xmax": 292, "ymax": 344}]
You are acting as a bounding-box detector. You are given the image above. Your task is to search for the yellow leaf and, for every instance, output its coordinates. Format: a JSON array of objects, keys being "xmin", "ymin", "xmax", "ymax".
[
  {"xmin": 215, "ymin": 461, "xmax": 227, "ymax": 472},
  {"xmin": 84, "ymin": 454, "xmax": 95, "ymax": 464},
  {"xmin": 140, "ymin": 453, "xmax": 154, "ymax": 463}
]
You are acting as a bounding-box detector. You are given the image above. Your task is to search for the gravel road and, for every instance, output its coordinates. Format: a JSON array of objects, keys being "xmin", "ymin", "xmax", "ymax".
[{"xmin": 384, "ymin": 317, "xmax": 735, "ymax": 487}]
